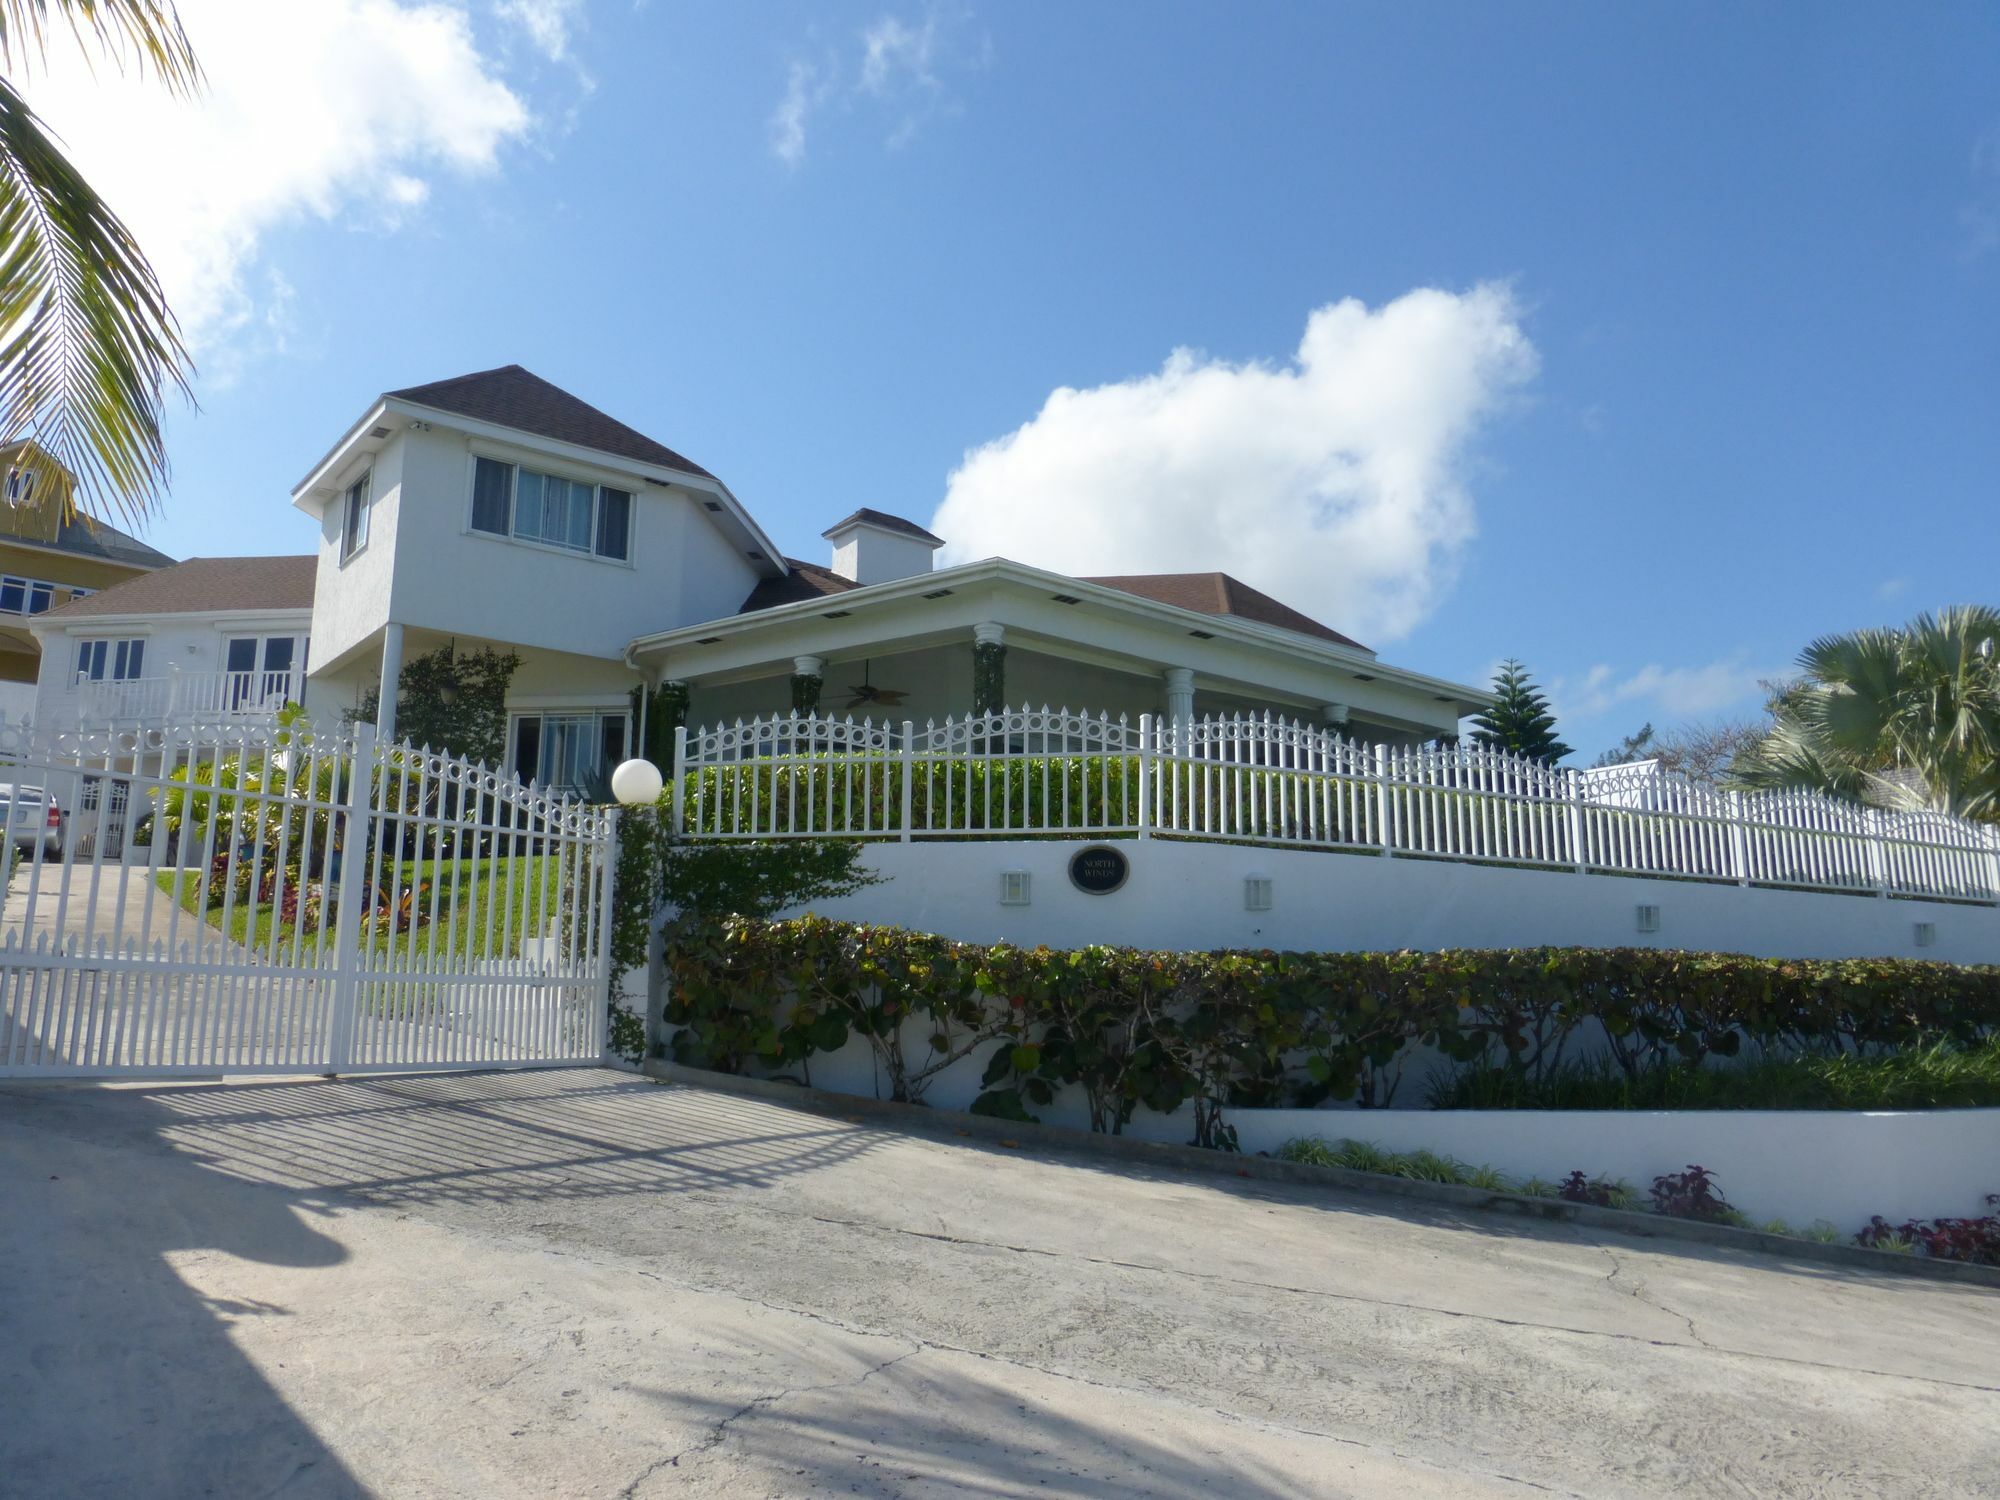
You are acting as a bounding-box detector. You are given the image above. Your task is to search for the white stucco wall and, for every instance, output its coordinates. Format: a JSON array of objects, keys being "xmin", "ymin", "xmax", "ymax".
[
  {"xmin": 29, "ymin": 609, "xmax": 331, "ymax": 729},
  {"xmin": 307, "ymin": 433, "xmax": 401, "ymax": 670},
  {"xmin": 792, "ymin": 837, "xmax": 2000, "ymax": 965},
  {"xmin": 770, "ymin": 1028, "xmax": 2000, "ymax": 1230},
  {"xmin": 309, "ymin": 426, "xmax": 761, "ymax": 674}
]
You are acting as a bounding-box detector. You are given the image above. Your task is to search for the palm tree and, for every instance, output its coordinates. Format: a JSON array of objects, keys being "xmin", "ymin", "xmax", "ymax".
[
  {"xmin": 0, "ymin": 1, "xmax": 198, "ymax": 525},
  {"xmin": 1732, "ymin": 606, "xmax": 2000, "ymax": 822}
]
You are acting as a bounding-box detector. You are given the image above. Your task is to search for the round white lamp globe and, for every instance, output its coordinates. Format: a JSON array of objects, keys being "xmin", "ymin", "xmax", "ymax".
[{"xmin": 609, "ymin": 757, "xmax": 664, "ymax": 807}]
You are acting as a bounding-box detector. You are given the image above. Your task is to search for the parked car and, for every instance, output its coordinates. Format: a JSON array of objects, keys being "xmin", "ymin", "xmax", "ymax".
[{"xmin": 0, "ymin": 784, "xmax": 65, "ymax": 860}]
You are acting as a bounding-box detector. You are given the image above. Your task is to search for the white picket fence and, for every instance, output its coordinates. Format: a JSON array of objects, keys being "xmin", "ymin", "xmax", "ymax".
[
  {"xmin": 673, "ymin": 707, "xmax": 2000, "ymax": 904},
  {"xmin": 0, "ymin": 716, "xmax": 617, "ymax": 1077}
]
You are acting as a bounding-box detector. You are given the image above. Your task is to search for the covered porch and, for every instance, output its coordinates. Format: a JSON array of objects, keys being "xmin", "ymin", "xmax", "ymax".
[{"xmin": 628, "ymin": 560, "xmax": 1485, "ymax": 749}]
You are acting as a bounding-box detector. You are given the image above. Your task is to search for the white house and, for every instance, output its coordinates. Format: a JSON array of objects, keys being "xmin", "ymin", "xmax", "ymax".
[
  {"xmin": 26, "ymin": 364, "xmax": 1489, "ymax": 792},
  {"xmin": 281, "ymin": 365, "xmax": 1489, "ymax": 789},
  {"xmin": 27, "ymin": 556, "xmax": 322, "ymax": 733}
]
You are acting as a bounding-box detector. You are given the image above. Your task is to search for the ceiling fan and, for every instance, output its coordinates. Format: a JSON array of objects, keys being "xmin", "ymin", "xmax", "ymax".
[{"xmin": 842, "ymin": 660, "xmax": 908, "ymax": 711}]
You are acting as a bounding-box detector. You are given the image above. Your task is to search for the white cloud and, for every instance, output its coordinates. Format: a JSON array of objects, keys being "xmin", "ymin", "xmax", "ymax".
[
  {"xmin": 17, "ymin": 0, "xmax": 534, "ymax": 357},
  {"xmin": 1876, "ymin": 576, "xmax": 1910, "ymax": 602},
  {"xmin": 1554, "ymin": 657, "xmax": 1780, "ymax": 726},
  {"xmin": 928, "ymin": 285, "xmax": 1537, "ymax": 644},
  {"xmin": 770, "ymin": 4, "xmax": 984, "ymax": 167},
  {"xmin": 1963, "ymin": 126, "xmax": 2000, "ymax": 261},
  {"xmin": 497, "ymin": 0, "xmax": 584, "ymax": 61},
  {"xmin": 769, "ymin": 59, "xmax": 834, "ymax": 169}
]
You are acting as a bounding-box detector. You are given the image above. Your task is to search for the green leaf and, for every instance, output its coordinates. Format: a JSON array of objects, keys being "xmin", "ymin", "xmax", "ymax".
[{"xmin": 1010, "ymin": 1043, "xmax": 1042, "ymax": 1073}]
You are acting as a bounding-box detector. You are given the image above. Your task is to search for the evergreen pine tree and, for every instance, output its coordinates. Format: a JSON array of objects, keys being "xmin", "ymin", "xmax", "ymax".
[{"xmin": 1470, "ymin": 659, "xmax": 1572, "ymax": 763}]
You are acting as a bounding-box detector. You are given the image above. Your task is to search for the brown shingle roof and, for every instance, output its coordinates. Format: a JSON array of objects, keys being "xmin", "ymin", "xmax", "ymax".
[
  {"xmin": 821, "ymin": 508, "xmax": 944, "ymax": 545},
  {"xmin": 739, "ymin": 558, "xmax": 859, "ymax": 613},
  {"xmin": 1081, "ymin": 573, "xmax": 1368, "ymax": 652},
  {"xmin": 387, "ymin": 365, "xmax": 716, "ymax": 480},
  {"xmin": 40, "ymin": 556, "xmax": 315, "ymax": 620}
]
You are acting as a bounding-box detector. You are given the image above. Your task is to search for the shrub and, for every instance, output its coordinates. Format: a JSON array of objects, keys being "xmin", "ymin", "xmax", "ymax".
[
  {"xmin": 1649, "ymin": 1164, "xmax": 1735, "ymax": 1224},
  {"xmin": 1428, "ymin": 1040, "xmax": 2000, "ymax": 1112},
  {"xmin": 663, "ymin": 916, "xmax": 2000, "ymax": 1130},
  {"xmin": 1856, "ymin": 1196, "xmax": 2000, "ymax": 1265},
  {"xmin": 1557, "ymin": 1170, "xmax": 1636, "ymax": 1210}
]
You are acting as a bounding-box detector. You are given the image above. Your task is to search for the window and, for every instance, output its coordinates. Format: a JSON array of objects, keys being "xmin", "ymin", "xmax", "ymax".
[
  {"xmin": 467, "ymin": 457, "xmax": 632, "ymax": 561},
  {"xmin": 595, "ymin": 487, "xmax": 632, "ymax": 561},
  {"xmin": 0, "ymin": 574, "xmax": 61, "ymax": 615},
  {"xmin": 509, "ymin": 710, "xmax": 628, "ymax": 793},
  {"xmin": 75, "ymin": 638, "xmax": 145, "ymax": 682},
  {"xmin": 339, "ymin": 472, "xmax": 370, "ymax": 562},
  {"xmin": 225, "ymin": 636, "xmax": 301, "ymax": 709},
  {"xmin": 470, "ymin": 456, "xmax": 511, "ymax": 535},
  {"xmin": 4, "ymin": 467, "xmax": 34, "ymax": 504}
]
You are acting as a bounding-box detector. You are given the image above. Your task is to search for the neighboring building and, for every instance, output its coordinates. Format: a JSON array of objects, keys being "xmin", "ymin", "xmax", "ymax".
[
  {"xmin": 0, "ymin": 442, "xmax": 175, "ymax": 717},
  {"xmin": 22, "ymin": 363, "xmax": 1487, "ymax": 795},
  {"xmin": 27, "ymin": 556, "xmax": 321, "ymax": 735}
]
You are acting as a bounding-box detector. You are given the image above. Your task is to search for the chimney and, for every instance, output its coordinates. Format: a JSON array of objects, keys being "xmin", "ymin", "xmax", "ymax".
[{"xmin": 822, "ymin": 508, "xmax": 945, "ymax": 585}]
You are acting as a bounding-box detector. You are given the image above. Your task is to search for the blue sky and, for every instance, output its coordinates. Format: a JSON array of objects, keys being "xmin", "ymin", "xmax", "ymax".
[{"xmin": 26, "ymin": 2, "xmax": 2000, "ymax": 758}]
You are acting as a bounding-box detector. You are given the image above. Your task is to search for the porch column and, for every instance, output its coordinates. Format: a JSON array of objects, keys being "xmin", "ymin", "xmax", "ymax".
[
  {"xmin": 790, "ymin": 655, "xmax": 825, "ymax": 716},
  {"xmin": 1163, "ymin": 667, "xmax": 1195, "ymax": 730},
  {"xmin": 972, "ymin": 622, "xmax": 1006, "ymax": 716},
  {"xmin": 376, "ymin": 621, "xmax": 405, "ymax": 744}
]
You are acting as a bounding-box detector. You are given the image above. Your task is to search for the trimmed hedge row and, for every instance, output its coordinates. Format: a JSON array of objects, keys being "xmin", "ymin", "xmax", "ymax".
[
  {"xmin": 678, "ymin": 756, "xmax": 1143, "ymax": 835},
  {"xmin": 663, "ymin": 916, "xmax": 2000, "ymax": 1141}
]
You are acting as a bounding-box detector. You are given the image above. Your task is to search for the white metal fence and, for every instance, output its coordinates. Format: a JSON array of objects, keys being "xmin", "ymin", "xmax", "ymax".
[
  {"xmin": 673, "ymin": 707, "xmax": 2000, "ymax": 904},
  {"xmin": 0, "ymin": 717, "xmax": 616, "ymax": 1078},
  {"xmin": 68, "ymin": 665, "xmax": 306, "ymax": 726}
]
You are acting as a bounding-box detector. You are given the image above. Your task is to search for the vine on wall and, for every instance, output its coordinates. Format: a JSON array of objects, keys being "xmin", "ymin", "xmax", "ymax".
[{"xmin": 972, "ymin": 640, "xmax": 1006, "ymax": 715}]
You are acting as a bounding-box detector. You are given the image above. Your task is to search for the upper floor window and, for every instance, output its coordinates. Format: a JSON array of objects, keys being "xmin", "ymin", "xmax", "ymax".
[
  {"xmin": 76, "ymin": 638, "xmax": 145, "ymax": 682},
  {"xmin": 339, "ymin": 471, "xmax": 371, "ymax": 562},
  {"xmin": 470, "ymin": 456, "xmax": 631, "ymax": 562},
  {"xmin": 4, "ymin": 466, "xmax": 35, "ymax": 504},
  {"xmin": 0, "ymin": 575, "xmax": 58, "ymax": 615}
]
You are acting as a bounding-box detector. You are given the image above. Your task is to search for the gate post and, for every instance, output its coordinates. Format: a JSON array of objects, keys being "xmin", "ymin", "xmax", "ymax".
[
  {"xmin": 593, "ymin": 805, "xmax": 620, "ymax": 1059},
  {"xmin": 1135, "ymin": 714, "xmax": 1152, "ymax": 840},
  {"xmin": 670, "ymin": 725, "xmax": 687, "ymax": 836},
  {"xmin": 325, "ymin": 724, "xmax": 376, "ymax": 1074}
]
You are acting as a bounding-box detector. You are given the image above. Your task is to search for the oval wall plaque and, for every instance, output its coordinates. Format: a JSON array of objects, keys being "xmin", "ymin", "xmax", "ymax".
[{"xmin": 1068, "ymin": 844, "xmax": 1130, "ymax": 895}]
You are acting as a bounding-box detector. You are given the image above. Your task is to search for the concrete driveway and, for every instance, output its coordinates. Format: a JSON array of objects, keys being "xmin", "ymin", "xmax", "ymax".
[{"xmin": 1, "ymin": 1069, "xmax": 1995, "ymax": 1498}]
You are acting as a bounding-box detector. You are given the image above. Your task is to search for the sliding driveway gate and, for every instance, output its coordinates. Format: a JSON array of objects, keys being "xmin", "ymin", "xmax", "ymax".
[{"xmin": 0, "ymin": 718, "xmax": 615, "ymax": 1078}]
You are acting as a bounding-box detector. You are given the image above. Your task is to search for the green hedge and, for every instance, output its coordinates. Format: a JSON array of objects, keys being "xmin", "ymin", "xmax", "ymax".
[
  {"xmin": 663, "ymin": 916, "xmax": 2000, "ymax": 1141},
  {"xmin": 677, "ymin": 755, "xmax": 1143, "ymax": 835}
]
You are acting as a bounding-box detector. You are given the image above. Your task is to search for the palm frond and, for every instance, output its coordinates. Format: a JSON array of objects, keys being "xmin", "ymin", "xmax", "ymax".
[
  {"xmin": 0, "ymin": 74, "xmax": 190, "ymax": 526},
  {"xmin": 0, "ymin": 1, "xmax": 200, "ymax": 95}
]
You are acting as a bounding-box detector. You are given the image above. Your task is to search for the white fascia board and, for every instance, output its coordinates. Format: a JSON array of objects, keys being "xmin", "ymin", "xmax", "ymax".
[
  {"xmin": 291, "ymin": 399, "xmax": 391, "ymax": 507},
  {"xmin": 294, "ymin": 395, "xmax": 788, "ymax": 579},
  {"xmin": 29, "ymin": 606, "xmax": 314, "ymax": 641},
  {"xmin": 628, "ymin": 556, "xmax": 1494, "ymax": 711}
]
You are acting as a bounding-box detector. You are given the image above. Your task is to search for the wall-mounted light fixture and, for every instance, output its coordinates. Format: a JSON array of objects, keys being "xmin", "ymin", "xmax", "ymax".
[
  {"xmin": 999, "ymin": 871, "xmax": 1031, "ymax": 906},
  {"xmin": 1635, "ymin": 904, "xmax": 1661, "ymax": 934},
  {"xmin": 1244, "ymin": 876, "xmax": 1273, "ymax": 912},
  {"xmin": 1914, "ymin": 921, "xmax": 1937, "ymax": 948}
]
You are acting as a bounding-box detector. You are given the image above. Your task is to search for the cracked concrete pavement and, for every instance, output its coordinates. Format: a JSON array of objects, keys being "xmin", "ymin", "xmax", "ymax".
[{"xmin": 1, "ymin": 1069, "xmax": 1996, "ymax": 1498}]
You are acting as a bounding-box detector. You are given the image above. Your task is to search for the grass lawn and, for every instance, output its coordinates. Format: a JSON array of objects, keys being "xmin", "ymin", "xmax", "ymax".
[{"xmin": 156, "ymin": 854, "xmax": 568, "ymax": 961}]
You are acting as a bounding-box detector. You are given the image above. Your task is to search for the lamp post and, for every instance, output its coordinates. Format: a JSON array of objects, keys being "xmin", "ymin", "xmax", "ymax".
[{"xmin": 610, "ymin": 758, "xmax": 664, "ymax": 808}]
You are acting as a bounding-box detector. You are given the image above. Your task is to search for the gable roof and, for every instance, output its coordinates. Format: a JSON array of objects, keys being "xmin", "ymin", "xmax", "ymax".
[
  {"xmin": 21, "ymin": 512, "xmax": 177, "ymax": 571},
  {"xmin": 821, "ymin": 508, "xmax": 944, "ymax": 545},
  {"xmin": 386, "ymin": 364, "xmax": 717, "ymax": 481},
  {"xmin": 39, "ymin": 555, "xmax": 315, "ymax": 621},
  {"xmin": 739, "ymin": 557, "xmax": 859, "ymax": 613},
  {"xmin": 1081, "ymin": 573, "xmax": 1367, "ymax": 652}
]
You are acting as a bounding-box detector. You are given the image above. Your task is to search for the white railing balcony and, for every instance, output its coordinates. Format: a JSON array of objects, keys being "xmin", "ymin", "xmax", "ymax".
[{"xmin": 69, "ymin": 666, "xmax": 305, "ymax": 726}]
